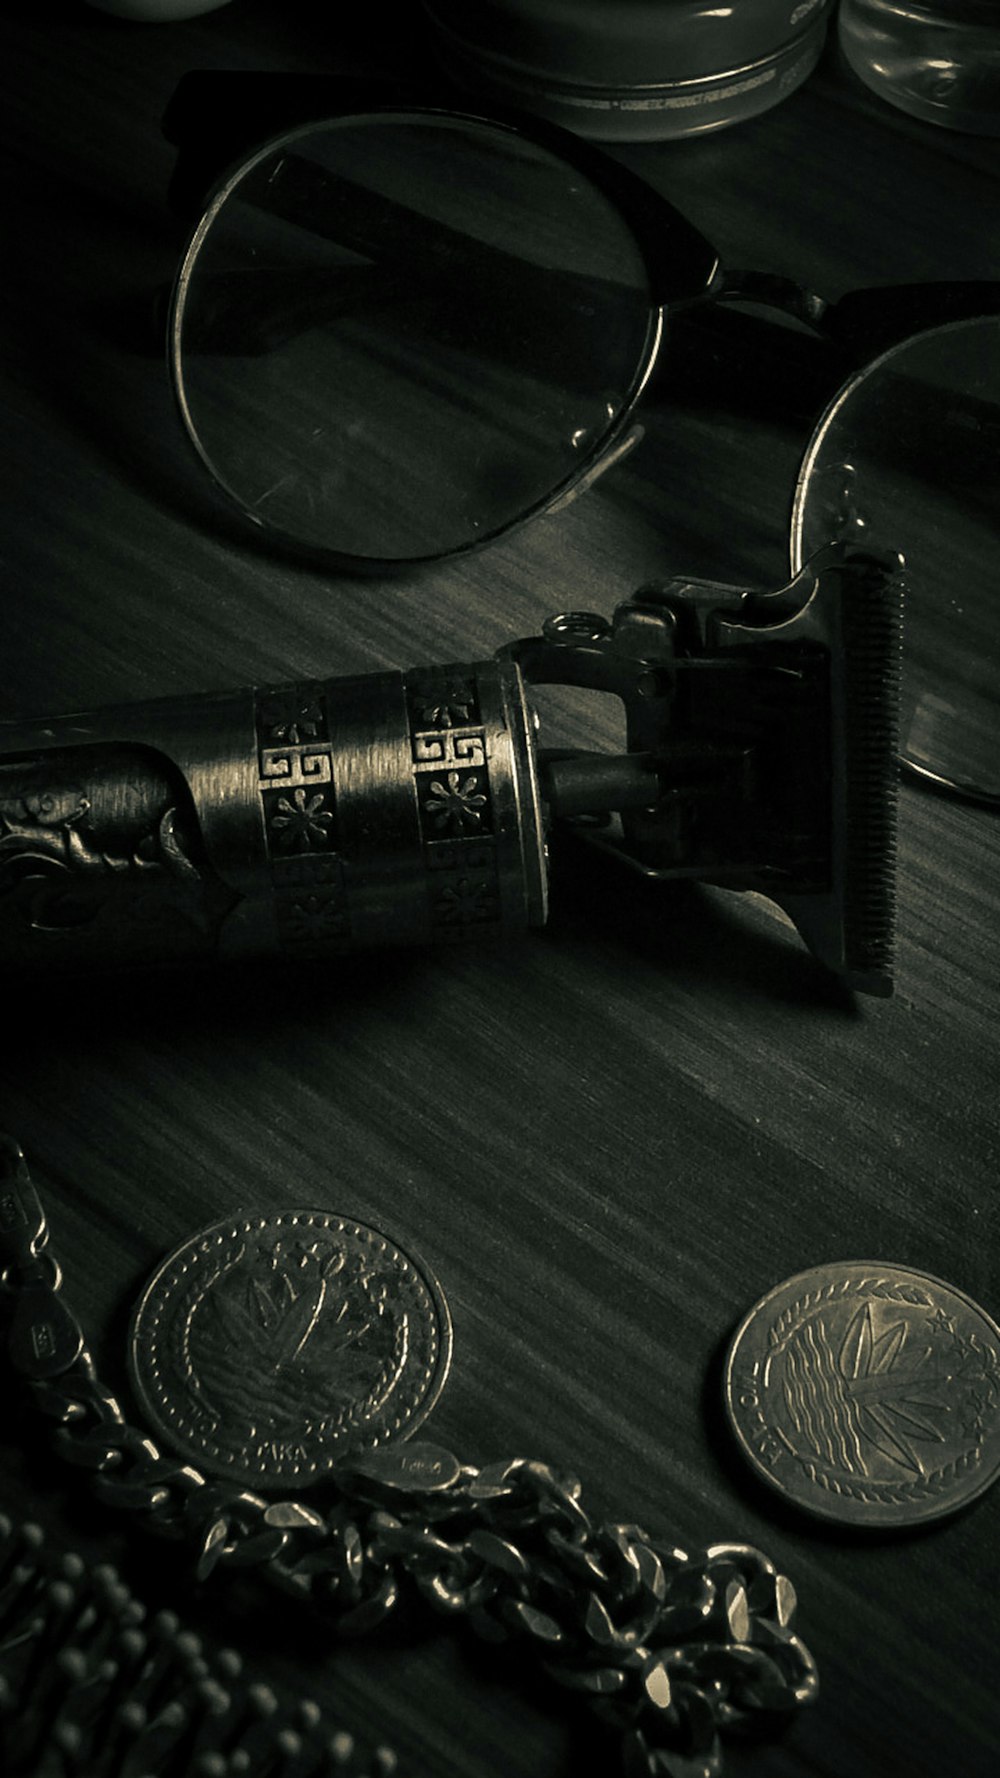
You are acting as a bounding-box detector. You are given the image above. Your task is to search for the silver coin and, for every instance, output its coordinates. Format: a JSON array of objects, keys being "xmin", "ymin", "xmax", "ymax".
[
  {"xmin": 724, "ymin": 1262, "xmax": 1000, "ymax": 1528},
  {"xmin": 128, "ymin": 1210, "xmax": 452, "ymax": 1489}
]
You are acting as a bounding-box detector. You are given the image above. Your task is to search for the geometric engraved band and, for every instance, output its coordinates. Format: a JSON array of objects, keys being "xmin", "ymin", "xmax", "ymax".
[
  {"xmin": 404, "ymin": 667, "xmax": 501, "ymax": 943},
  {"xmin": 252, "ymin": 661, "xmax": 543, "ymax": 958},
  {"xmin": 254, "ymin": 681, "xmax": 350, "ymax": 957}
]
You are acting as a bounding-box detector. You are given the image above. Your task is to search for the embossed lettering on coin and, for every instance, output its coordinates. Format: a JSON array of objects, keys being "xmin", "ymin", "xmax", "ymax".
[
  {"xmin": 724, "ymin": 1262, "xmax": 1000, "ymax": 1527},
  {"xmin": 128, "ymin": 1211, "xmax": 452, "ymax": 1489}
]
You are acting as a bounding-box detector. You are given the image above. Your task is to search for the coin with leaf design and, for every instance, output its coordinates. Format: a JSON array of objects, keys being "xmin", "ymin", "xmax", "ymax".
[
  {"xmin": 128, "ymin": 1211, "xmax": 452, "ymax": 1489},
  {"xmin": 724, "ymin": 1262, "xmax": 1000, "ymax": 1527}
]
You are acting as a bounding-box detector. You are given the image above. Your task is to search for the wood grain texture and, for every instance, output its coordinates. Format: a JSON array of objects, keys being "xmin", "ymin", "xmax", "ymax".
[{"xmin": 2, "ymin": 7, "xmax": 999, "ymax": 1778}]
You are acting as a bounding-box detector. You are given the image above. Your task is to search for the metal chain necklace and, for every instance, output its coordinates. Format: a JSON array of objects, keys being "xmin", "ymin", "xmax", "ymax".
[{"xmin": 0, "ymin": 1140, "xmax": 818, "ymax": 1777}]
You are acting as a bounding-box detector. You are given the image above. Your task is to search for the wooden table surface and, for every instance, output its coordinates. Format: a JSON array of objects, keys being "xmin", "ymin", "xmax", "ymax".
[{"xmin": 2, "ymin": 6, "xmax": 999, "ymax": 1778}]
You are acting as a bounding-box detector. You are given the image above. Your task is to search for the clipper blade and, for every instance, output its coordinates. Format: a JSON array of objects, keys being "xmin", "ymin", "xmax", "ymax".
[
  {"xmin": 769, "ymin": 549, "xmax": 903, "ymax": 995},
  {"xmin": 522, "ymin": 543, "xmax": 905, "ymax": 995}
]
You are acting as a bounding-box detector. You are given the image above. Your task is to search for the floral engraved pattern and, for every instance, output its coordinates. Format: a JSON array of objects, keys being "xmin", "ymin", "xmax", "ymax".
[
  {"xmin": 282, "ymin": 893, "xmax": 346, "ymax": 943},
  {"xmin": 259, "ymin": 696, "xmax": 325, "ymax": 747},
  {"xmin": 416, "ymin": 684, "xmax": 475, "ymax": 729},
  {"xmin": 269, "ymin": 789, "xmax": 334, "ymax": 851},
  {"xmin": 424, "ymin": 772, "xmax": 487, "ymax": 835},
  {"xmin": 436, "ymin": 878, "xmax": 497, "ymax": 925}
]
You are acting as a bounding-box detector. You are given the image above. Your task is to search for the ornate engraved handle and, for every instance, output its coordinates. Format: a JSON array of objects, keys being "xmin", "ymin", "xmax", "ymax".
[{"xmin": 0, "ymin": 659, "xmax": 546, "ymax": 971}]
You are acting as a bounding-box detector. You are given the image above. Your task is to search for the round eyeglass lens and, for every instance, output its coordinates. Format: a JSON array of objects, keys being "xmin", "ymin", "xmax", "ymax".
[
  {"xmin": 792, "ymin": 316, "xmax": 1000, "ymax": 805},
  {"xmin": 170, "ymin": 112, "xmax": 657, "ymax": 564}
]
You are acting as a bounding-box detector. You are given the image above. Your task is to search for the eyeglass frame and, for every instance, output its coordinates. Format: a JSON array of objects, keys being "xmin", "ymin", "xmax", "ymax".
[{"xmin": 162, "ymin": 71, "xmax": 1000, "ymax": 571}]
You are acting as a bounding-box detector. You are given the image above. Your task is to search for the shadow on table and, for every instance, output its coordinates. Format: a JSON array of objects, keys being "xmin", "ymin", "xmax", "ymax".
[{"xmin": 547, "ymin": 840, "xmax": 863, "ymax": 1016}]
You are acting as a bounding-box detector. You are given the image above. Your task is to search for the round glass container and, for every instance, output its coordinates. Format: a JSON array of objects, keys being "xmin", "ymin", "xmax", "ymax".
[{"xmin": 423, "ymin": 0, "xmax": 835, "ymax": 140}]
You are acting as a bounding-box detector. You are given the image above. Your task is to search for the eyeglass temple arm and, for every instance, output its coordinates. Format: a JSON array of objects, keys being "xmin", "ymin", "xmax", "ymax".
[{"xmin": 711, "ymin": 268, "xmax": 1000, "ymax": 360}]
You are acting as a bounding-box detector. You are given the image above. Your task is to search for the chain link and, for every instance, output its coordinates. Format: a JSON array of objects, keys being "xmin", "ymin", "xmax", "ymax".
[{"xmin": 0, "ymin": 1141, "xmax": 818, "ymax": 1776}]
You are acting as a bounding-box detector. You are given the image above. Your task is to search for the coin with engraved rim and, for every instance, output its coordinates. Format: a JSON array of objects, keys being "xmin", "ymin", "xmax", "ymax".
[
  {"xmin": 724, "ymin": 1262, "xmax": 1000, "ymax": 1527},
  {"xmin": 128, "ymin": 1210, "xmax": 452, "ymax": 1490}
]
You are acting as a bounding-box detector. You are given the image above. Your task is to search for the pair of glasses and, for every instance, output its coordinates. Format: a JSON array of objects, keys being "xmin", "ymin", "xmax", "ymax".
[{"xmin": 163, "ymin": 73, "xmax": 1000, "ymax": 806}]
